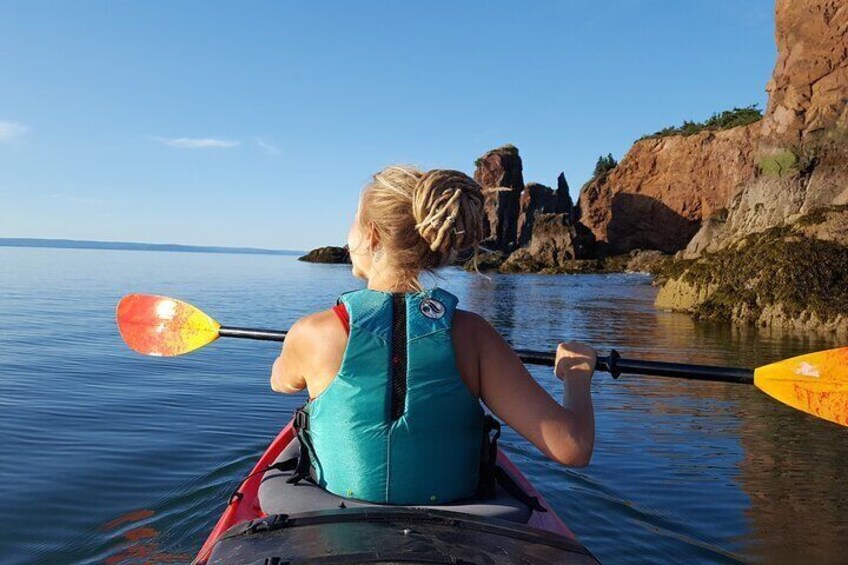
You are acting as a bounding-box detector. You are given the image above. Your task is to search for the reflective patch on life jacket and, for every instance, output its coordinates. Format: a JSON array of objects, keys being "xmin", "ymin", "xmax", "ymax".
[{"xmin": 419, "ymin": 298, "xmax": 446, "ymax": 320}]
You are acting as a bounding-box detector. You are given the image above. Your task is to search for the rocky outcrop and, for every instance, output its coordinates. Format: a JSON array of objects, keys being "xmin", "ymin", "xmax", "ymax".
[
  {"xmin": 516, "ymin": 174, "xmax": 576, "ymax": 247},
  {"xmin": 578, "ymin": 123, "xmax": 760, "ymax": 255},
  {"xmin": 501, "ymin": 213, "xmax": 596, "ymax": 272},
  {"xmin": 683, "ymin": 148, "xmax": 848, "ymax": 257},
  {"xmin": 517, "ymin": 183, "xmax": 555, "ymax": 246},
  {"xmin": 298, "ymin": 246, "xmax": 351, "ymax": 264},
  {"xmin": 619, "ymin": 249, "xmax": 668, "ymax": 274},
  {"xmin": 463, "ymin": 250, "xmax": 506, "ymax": 272},
  {"xmin": 554, "ymin": 173, "xmax": 575, "ymax": 216},
  {"xmin": 761, "ymin": 0, "xmax": 848, "ymax": 147},
  {"xmin": 474, "ymin": 144, "xmax": 578, "ymax": 254},
  {"xmin": 474, "ymin": 145, "xmax": 525, "ymax": 252},
  {"xmin": 795, "ymin": 204, "xmax": 848, "ymax": 246}
]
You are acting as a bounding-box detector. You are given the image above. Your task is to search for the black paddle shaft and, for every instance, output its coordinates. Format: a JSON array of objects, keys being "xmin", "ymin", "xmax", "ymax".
[
  {"xmin": 513, "ymin": 348, "xmax": 755, "ymax": 385},
  {"xmin": 220, "ymin": 326, "xmax": 288, "ymax": 342},
  {"xmin": 220, "ymin": 326, "xmax": 755, "ymax": 385}
]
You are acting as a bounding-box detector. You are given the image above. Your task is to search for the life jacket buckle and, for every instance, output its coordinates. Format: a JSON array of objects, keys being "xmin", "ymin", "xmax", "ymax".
[{"xmin": 293, "ymin": 408, "xmax": 309, "ymax": 431}]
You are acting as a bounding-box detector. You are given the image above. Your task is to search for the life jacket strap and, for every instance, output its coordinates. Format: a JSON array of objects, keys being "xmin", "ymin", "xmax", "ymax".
[
  {"xmin": 228, "ymin": 407, "xmax": 317, "ymax": 504},
  {"xmin": 476, "ymin": 415, "xmax": 547, "ymax": 513},
  {"xmin": 476, "ymin": 414, "xmax": 501, "ymax": 499},
  {"xmin": 228, "ymin": 458, "xmax": 298, "ymax": 504},
  {"xmin": 286, "ymin": 407, "xmax": 318, "ymax": 486}
]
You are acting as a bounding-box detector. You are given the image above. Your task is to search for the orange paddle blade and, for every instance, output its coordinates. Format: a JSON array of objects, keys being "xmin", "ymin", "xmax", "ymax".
[
  {"xmin": 754, "ymin": 347, "xmax": 848, "ymax": 426},
  {"xmin": 116, "ymin": 294, "xmax": 220, "ymax": 356}
]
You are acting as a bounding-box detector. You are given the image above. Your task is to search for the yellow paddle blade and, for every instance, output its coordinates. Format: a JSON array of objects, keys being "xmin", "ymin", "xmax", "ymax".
[
  {"xmin": 116, "ymin": 294, "xmax": 220, "ymax": 356},
  {"xmin": 754, "ymin": 347, "xmax": 848, "ymax": 426}
]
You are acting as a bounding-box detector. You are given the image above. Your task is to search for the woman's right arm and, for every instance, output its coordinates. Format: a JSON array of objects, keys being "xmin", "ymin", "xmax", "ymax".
[
  {"xmin": 471, "ymin": 314, "xmax": 596, "ymax": 467},
  {"xmin": 270, "ymin": 318, "xmax": 309, "ymax": 394},
  {"xmin": 270, "ymin": 309, "xmax": 347, "ymax": 396}
]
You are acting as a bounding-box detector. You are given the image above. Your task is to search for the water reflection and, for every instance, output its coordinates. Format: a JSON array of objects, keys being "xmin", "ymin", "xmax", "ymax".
[
  {"xmin": 100, "ymin": 510, "xmax": 191, "ymax": 564},
  {"xmin": 738, "ymin": 400, "xmax": 848, "ymax": 563}
]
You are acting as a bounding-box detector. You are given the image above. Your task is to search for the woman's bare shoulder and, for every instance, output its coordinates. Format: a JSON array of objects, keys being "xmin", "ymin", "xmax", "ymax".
[
  {"xmin": 288, "ymin": 308, "xmax": 346, "ymax": 343},
  {"xmin": 453, "ymin": 309, "xmax": 498, "ymax": 341},
  {"xmin": 284, "ymin": 308, "xmax": 348, "ymax": 381}
]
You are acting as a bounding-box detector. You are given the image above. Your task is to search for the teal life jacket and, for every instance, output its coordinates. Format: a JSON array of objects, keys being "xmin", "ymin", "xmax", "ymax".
[{"xmin": 301, "ymin": 287, "xmax": 485, "ymax": 505}]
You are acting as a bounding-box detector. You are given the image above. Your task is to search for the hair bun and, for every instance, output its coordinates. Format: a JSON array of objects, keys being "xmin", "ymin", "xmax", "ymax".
[{"xmin": 412, "ymin": 170, "xmax": 485, "ymax": 255}]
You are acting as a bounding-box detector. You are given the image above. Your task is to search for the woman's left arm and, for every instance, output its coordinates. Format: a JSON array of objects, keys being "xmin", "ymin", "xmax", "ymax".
[{"xmin": 469, "ymin": 313, "xmax": 596, "ymax": 467}]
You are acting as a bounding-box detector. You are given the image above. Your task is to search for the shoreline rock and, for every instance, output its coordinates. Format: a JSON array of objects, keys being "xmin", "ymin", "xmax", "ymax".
[
  {"xmin": 502, "ymin": 213, "xmax": 595, "ymax": 272},
  {"xmin": 465, "ymin": 248, "xmax": 667, "ymax": 276},
  {"xmin": 298, "ymin": 246, "xmax": 351, "ymax": 264},
  {"xmin": 648, "ymin": 0, "xmax": 848, "ymax": 334},
  {"xmin": 654, "ymin": 225, "xmax": 848, "ymax": 334}
]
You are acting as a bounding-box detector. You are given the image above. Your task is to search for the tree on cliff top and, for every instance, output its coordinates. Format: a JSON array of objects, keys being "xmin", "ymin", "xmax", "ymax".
[
  {"xmin": 593, "ymin": 153, "xmax": 618, "ymax": 177},
  {"xmin": 641, "ymin": 104, "xmax": 763, "ymax": 140}
]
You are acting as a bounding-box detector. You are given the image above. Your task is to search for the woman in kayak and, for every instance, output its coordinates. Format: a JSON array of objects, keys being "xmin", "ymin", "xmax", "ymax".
[{"xmin": 270, "ymin": 165, "xmax": 596, "ymax": 505}]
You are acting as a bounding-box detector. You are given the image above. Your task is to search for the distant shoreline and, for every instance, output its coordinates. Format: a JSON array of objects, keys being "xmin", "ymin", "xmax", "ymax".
[{"xmin": 0, "ymin": 238, "xmax": 303, "ymax": 257}]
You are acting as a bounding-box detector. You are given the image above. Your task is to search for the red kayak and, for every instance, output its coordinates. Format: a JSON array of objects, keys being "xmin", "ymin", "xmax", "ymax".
[{"xmin": 194, "ymin": 419, "xmax": 598, "ymax": 564}]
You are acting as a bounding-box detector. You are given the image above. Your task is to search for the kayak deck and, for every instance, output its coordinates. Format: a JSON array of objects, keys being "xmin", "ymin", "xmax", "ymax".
[
  {"xmin": 194, "ymin": 420, "xmax": 594, "ymax": 564},
  {"xmin": 207, "ymin": 507, "xmax": 597, "ymax": 564}
]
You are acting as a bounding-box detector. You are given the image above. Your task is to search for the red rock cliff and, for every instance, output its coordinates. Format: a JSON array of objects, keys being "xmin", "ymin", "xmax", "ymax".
[
  {"xmin": 578, "ymin": 0, "xmax": 847, "ymax": 256},
  {"xmin": 761, "ymin": 0, "xmax": 848, "ymax": 147},
  {"xmin": 578, "ymin": 124, "xmax": 760, "ymax": 254}
]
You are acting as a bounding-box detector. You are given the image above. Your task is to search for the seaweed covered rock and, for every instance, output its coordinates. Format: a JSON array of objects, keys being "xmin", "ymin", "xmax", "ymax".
[
  {"xmin": 500, "ymin": 255, "xmax": 606, "ymax": 275},
  {"xmin": 795, "ymin": 204, "xmax": 848, "ymax": 246},
  {"xmin": 621, "ymin": 249, "xmax": 669, "ymax": 274},
  {"xmin": 655, "ymin": 225, "xmax": 848, "ymax": 333},
  {"xmin": 298, "ymin": 246, "xmax": 351, "ymax": 264}
]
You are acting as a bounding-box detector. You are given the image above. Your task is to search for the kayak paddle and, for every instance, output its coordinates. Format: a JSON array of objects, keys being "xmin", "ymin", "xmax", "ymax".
[{"xmin": 116, "ymin": 294, "xmax": 848, "ymax": 427}]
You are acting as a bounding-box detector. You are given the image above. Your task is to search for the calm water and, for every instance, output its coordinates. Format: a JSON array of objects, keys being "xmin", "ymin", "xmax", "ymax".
[{"xmin": 1, "ymin": 247, "xmax": 846, "ymax": 564}]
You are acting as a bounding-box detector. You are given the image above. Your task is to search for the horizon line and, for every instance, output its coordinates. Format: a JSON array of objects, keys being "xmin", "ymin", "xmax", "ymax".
[{"xmin": 0, "ymin": 237, "xmax": 305, "ymax": 257}]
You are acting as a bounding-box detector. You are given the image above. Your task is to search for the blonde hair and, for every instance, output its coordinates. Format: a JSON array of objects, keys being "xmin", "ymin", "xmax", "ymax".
[{"xmin": 359, "ymin": 165, "xmax": 485, "ymax": 286}]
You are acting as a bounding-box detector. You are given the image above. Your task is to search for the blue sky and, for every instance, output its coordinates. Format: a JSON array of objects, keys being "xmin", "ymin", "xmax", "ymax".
[{"xmin": 1, "ymin": 1, "xmax": 776, "ymax": 250}]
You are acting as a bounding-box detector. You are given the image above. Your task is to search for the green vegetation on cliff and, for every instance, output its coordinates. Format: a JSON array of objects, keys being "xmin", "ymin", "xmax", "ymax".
[
  {"xmin": 757, "ymin": 149, "xmax": 799, "ymax": 177},
  {"xmin": 640, "ymin": 105, "xmax": 763, "ymax": 140}
]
